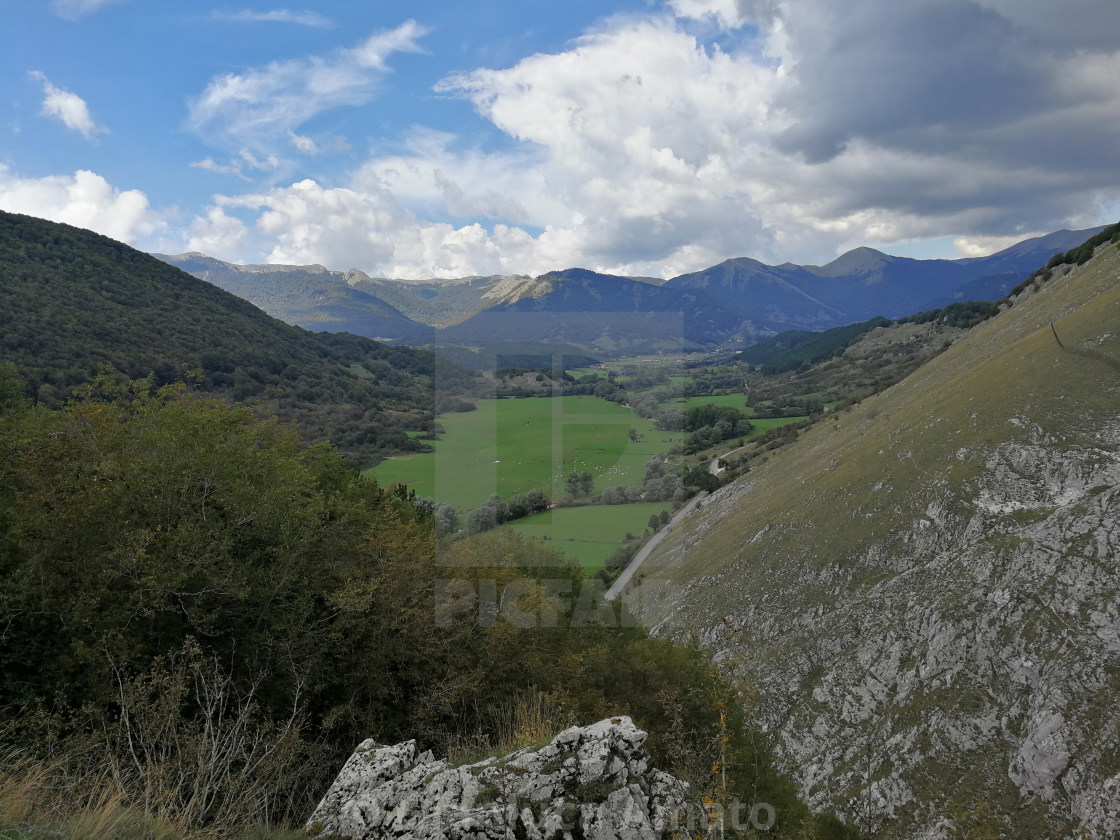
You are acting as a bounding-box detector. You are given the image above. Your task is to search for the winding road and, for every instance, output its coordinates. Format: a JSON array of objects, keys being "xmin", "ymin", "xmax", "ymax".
[
  {"xmin": 603, "ymin": 490, "xmax": 708, "ymax": 601},
  {"xmin": 605, "ymin": 440, "xmax": 756, "ymax": 601}
]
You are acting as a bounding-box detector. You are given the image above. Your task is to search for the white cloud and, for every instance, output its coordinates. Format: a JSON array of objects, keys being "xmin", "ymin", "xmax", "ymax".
[
  {"xmin": 418, "ymin": 1, "xmax": 1120, "ymax": 272},
  {"xmin": 185, "ymin": 208, "xmax": 251, "ymax": 259},
  {"xmin": 50, "ymin": 0, "xmax": 125, "ymax": 20},
  {"xmin": 173, "ymin": 1, "xmax": 1120, "ymax": 278},
  {"xmin": 187, "ymin": 21, "xmax": 426, "ymax": 154},
  {"xmin": 288, "ymin": 130, "xmax": 319, "ymax": 154},
  {"xmin": 30, "ymin": 72, "xmax": 106, "ymax": 139},
  {"xmin": 286, "ymin": 129, "xmax": 349, "ymax": 156},
  {"xmin": 429, "ymin": 15, "xmax": 784, "ymax": 273},
  {"xmin": 0, "ymin": 166, "xmax": 166, "ymax": 246},
  {"xmin": 238, "ymin": 149, "xmax": 280, "ymax": 171},
  {"xmin": 192, "ymin": 158, "xmax": 244, "ymax": 178},
  {"xmin": 214, "ymin": 179, "xmax": 514, "ymax": 278},
  {"xmin": 211, "ymin": 9, "xmax": 333, "ymax": 28},
  {"xmin": 353, "ymin": 129, "xmax": 555, "ymax": 225},
  {"xmin": 190, "ymin": 149, "xmax": 280, "ymax": 180},
  {"xmin": 667, "ymin": 0, "xmax": 748, "ymax": 29},
  {"xmin": 953, "ymin": 233, "xmax": 1047, "ymax": 258}
]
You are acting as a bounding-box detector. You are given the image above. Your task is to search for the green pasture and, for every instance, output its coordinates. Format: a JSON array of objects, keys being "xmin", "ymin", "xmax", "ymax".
[
  {"xmin": 369, "ymin": 397, "xmax": 681, "ymax": 511},
  {"xmin": 745, "ymin": 416, "xmax": 808, "ymax": 437},
  {"xmin": 503, "ymin": 502, "xmax": 674, "ymax": 572}
]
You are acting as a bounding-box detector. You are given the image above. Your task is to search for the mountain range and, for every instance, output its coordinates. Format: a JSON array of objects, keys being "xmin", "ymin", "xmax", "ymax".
[{"xmin": 158, "ymin": 226, "xmax": 1106, "ymax": 355}]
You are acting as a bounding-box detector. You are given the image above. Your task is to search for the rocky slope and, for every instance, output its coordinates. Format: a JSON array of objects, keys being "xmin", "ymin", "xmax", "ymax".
[
  {"xmin": 305, "ymin": 717, "xmax": 692, "ymax": 840},
  {"xmin": 630, "ymin": 236, "xmax": 1120, "ymax": 838}
]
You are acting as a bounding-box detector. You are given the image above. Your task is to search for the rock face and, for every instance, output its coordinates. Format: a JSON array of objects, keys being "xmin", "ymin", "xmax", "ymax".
[{"xmin": 305, "ymin": 717, "xmax": 691, "ymax": 840}]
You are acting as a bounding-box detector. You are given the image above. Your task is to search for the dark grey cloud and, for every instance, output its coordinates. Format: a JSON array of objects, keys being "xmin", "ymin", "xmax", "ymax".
[
  {"xmin": 752, "ymin": 0, "xmax": 1120, "ymax": 237},
  {"xmin": 774, "ymin": 1, "xmax": 1060, "ymax": 161}
]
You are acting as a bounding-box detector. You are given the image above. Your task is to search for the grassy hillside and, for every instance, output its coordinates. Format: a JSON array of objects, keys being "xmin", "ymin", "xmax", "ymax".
[
  {"xmin": 0, "ymin": 211, "xmax": 477, "ymax": 464},
  {"xmin": 634, "ymin": 229, "xmax": 1120, "ymax": 836}
]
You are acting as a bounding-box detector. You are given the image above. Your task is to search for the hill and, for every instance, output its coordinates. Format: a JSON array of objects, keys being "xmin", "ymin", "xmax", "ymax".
[
  {"xmin": 154, "ymin": 253, "xmax": 434, "ymax": 343},
  {"xmin": 346, "ymin": 271, "xmax": 525, "ymax": 328},
  {"xmin": 439, "ymin": 267, "xmax": 768, "ymax": 354},
  {"xmin": 628, "ymin": 226, "xmax": 1120, "ymax": 836},
  {"xmin": 0, "ymin": 211, "xmax": 476, "ymax": 464}
]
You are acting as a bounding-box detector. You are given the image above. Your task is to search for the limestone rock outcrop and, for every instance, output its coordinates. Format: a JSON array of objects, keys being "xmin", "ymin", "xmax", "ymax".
[{"xmin": 305, "ymin": 716, "xmax": 692, "ymax": 840}]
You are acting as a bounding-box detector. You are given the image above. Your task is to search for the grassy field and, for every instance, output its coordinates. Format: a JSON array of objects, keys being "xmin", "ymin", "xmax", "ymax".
[
  {"xmin": 745, "ymin": 416, "xmax": 807, "ymax": 437},
  {"xmin": 503, "ymin": 502, "xmax": 674, "ymax": 572},
  {"xmin": 369, "ymin": 396, "xmax": 681, "ymax": 511}
]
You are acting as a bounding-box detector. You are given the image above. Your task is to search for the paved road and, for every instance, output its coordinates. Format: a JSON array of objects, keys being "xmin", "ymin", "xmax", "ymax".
[
  {"xmin": 709, "ymin": 441, "xmax": 753, "ymax": 476},
  {"xmin": 603, "ymin": 490, "xmax": 708, "ymax": 601}
]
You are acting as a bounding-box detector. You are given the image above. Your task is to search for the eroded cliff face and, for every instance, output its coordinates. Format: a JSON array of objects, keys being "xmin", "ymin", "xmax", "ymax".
[
  {"xmin": 306, "ymin": 717, "xmax": 692, "ymax": 840},
  {"xmin": 650, "ymin": 426, "xmax": 1119, "ymax": 838},
  {"xmin": 633, "ymin": 243, "xmax": 1120, "ymax": 838}
]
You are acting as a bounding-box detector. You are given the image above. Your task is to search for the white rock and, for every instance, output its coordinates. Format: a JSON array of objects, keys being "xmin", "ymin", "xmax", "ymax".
[{"xmin": 305, "ymin": 717, "xmax": 691, "ymax": 840}]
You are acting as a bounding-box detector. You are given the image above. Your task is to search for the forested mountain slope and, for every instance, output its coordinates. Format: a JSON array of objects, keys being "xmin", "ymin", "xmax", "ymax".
[{"xmin": 0, "ymin": 211, "xmax": 475, "ymax": 463}]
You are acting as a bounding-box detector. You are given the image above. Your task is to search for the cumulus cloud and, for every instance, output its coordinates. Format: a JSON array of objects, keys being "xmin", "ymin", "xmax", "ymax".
[
  {"xmin": 186, "ymin": 21, "xmax": 426, "ymax": 154},
  {"xmin": 0, "ymin": 166, "xmax": 166, "ymax": 245},
  {"xmin": 419, "ymin": 0, "xmax": 1120, "ymax": 271},
  {"xmin": 431, "ymin": 16, "xmax": 779, "ymax": 273},
  {"xmin": 211, "ymin": 9, "xmax": 333, "ymax": 27},
  {"xmin": 211, "ymin": 179, "xmax": 521, "ymax": 278},
  {"xmin": 954, "ymin": 233, "xmax": 1047, "ymax": 258},
  {"xmin": 175, "ymin": 0, "xmax": 1120, "ymax": 277},
  {"xmin": 30, "ymin": 72, "xmax": 106, "ymax": 139},
  {"xmin": 185, "ymin": 207, "xmax": 251, "ymax": 259}
]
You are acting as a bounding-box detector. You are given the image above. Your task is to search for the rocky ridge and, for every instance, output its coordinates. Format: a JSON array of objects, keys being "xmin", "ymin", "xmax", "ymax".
[{"xmin": 305, "ymin": 717, "xmax": 692, "ymax": 840}]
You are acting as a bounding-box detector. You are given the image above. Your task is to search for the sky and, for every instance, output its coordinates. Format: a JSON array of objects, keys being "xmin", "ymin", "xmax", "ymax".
[{"xmin": 2, "ymin": 0, "xmax": 1120, "ymax": 280}]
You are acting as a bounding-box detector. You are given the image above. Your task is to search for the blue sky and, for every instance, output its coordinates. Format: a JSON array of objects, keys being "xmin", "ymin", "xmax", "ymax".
[{"xmin": 2, "ymin": 0, "xmax": 1120, "ymax": 279}]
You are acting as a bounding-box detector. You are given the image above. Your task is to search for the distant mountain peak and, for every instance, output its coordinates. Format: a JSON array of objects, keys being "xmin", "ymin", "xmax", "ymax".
[{"xmin": 813, "ymin": 246, "xmax": 895, "ymax": 277}]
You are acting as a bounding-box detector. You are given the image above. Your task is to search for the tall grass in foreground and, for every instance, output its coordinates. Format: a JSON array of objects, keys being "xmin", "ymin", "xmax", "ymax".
[
  {"xmin": 0, "ymin": 744, "xmax": 179, "ymax": 840},
  {"xmin": 0, "ymin": 745, "xmax": 308, "ymax": 840}
]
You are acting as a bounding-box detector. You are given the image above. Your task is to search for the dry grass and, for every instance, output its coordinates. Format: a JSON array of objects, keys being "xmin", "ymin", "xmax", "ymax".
[
  {"xmin": 0, "ymin": 745, "xmax": 310, "ymax": 840},
  {"xmin": 446, "ymin": 688, "xmax": 572, "ymax": 766},
  {"xmin": 0, "ymin": 744, "xmax": 183, "ymax": 840},
  {"xmin": 0, "ymin": 642, "xmax": 327, "ymax": 840}
]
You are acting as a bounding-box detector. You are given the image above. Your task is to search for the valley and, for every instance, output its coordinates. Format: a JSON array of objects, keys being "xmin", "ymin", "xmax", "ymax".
[
  {"xmin": 5, "ymin": 3, "xmax": 1120, "ymax": 837},
  {"xmin": 2, "ymin": 210, "xmax": 1117, "ymax": 840}
]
